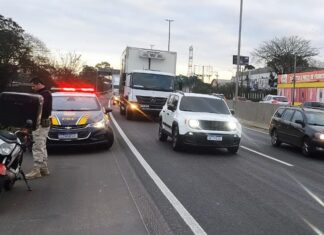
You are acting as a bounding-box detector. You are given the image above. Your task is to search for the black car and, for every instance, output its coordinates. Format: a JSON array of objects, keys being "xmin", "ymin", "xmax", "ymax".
[
  {"xmin": 269, "ymin": 107, "xmax": 324, "ymax": 156},
  {"xmin": 48, "ymin": 92, "xmax": 114, "ymax": 149}
]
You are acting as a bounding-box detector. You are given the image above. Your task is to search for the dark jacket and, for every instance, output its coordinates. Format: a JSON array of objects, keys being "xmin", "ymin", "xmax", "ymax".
[{"xmin": 38, "ymin": 88, "xmax": 52, "ymax": 120}]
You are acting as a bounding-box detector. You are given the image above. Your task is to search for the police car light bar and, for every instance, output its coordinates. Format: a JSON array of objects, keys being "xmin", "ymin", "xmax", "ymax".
[{"xmin": 51, "ymin": 87, "xmax": 95, "ymax": 92}]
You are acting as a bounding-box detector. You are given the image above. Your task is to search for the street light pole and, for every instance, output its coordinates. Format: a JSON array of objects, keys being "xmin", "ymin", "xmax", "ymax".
[
  {"xmin": 235, "ymin": 0, "xmax": 243, "ymax": 103},
  {"xmin": 292, "ymin": 54, "xmax": 297, "ymax": 106},
  {"xmin": 165, "ymin": 19, "xmax": 174, "ymax": 51}
]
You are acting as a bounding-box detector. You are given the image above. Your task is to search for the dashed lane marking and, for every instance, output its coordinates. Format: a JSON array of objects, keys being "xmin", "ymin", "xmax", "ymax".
[{"xmin": 241, "ymin": 145, "xmax": 294, "ymax": 167}]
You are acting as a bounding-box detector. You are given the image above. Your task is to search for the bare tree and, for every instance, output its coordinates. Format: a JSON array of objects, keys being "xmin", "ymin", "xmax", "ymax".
[
  {"xmin": 51, "ymin": 52, "xmax": 84, "ymax": 81},
  {"xmin": 253, "ymin": 36, "xmax": 319, "ymax": 74}
]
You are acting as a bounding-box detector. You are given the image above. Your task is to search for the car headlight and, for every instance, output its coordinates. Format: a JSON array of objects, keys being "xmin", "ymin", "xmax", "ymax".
[
  {"xmin": 227, "ymin": 121, "xmax": 237, "ymax": 130},
  {"xmin": 188, "ymin": 119, "xmax": 200, "ymax": 129},
  {"xmin": 0, "ymin": 139, "xmax": 15, "ymax": 156},
  {"xmin": 130, "ymin": 103, "xmax": 138, "ymax": 110},
  {"xmin": 91, "ymin": 119, "xmax": 106, "ymax": 129},
  {"xmin": 315, "ymin": 133, "xmax": 324, "ymax": 140}
]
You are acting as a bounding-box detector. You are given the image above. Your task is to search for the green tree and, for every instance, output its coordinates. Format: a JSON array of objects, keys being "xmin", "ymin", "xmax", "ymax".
[
  {"xmin": 253, "ymin": 36, "xmax": 319, "ymax": 74},
  {"xmin": 80, "ymin": 65, "xmax": 97, "ymax": 85},
  {"xmin": 0, "ymin": 15, "xmax": 32, "ymax": 90},
  {"xmin": 95, "ymin": 61, "xmax": 110, "ymax": 70}
]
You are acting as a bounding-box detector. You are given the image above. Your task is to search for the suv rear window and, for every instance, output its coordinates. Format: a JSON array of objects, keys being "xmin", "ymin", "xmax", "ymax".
[{"xmin": 179, "ymin": 97, "xmax": 230, "ymax": 114}]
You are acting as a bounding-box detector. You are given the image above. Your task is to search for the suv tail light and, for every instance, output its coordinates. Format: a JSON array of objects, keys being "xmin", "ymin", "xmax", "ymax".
[{"xmin": 272, "ymin": 100, "xmax": 278, "ymax": 104}]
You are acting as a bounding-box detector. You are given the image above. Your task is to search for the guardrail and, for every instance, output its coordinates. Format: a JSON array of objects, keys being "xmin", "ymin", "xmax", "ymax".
[{"xmin": 227, "ymin": 101, "xmax": 280, "ymax": 130}]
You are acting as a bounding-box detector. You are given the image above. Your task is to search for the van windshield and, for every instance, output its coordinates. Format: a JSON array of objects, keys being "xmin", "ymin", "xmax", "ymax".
[{"xmin": 131, "ymin": 73, "xmax": 174, "ymax": 92}]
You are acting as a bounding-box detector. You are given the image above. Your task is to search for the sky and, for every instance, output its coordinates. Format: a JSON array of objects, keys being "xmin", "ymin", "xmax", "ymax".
[{"xmin": 2, "ymin": 0, "xmax": 324, "ymax": 81}]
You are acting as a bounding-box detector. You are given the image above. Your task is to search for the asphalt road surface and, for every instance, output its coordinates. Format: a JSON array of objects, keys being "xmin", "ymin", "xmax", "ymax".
[{"xmin": 1, "ymin": 105, "xmax": 324, "ymax": 235}]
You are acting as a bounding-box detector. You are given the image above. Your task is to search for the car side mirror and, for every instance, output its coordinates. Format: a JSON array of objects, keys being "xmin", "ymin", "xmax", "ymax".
[
  {"xmin": 295, "ymin": 120, "xmax": 305, "ymax": 127},
  {"xmin": 230, "ymin": 109, "xmax": 235, "ymax": 115},
  {"xmin": 167, "ymin": 104, "xmax": 175, "ymax": 111},
  {"xmin": 105, "ymin": 107, "xmax": 113, "ymax": 113}
]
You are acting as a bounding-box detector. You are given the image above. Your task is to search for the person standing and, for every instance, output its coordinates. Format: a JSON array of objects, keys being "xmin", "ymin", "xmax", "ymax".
[{"xmin": 26, "ymin": 77, "xmax": 52, "ymax": 180}]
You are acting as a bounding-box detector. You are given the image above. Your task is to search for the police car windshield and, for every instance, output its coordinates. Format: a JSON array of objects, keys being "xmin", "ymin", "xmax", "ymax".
[
  {"xmin": 180, "ymin": 97, "xmax": 230, "ymax": 114},
  {"xmin": 53, "ymin": 96, "xmax": 101, "ymax": 111}
]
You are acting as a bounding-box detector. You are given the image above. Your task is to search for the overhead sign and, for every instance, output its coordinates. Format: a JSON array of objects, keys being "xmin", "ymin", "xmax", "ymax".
[{"xmin": 233, "ymin": 55, "xmax": 249, "ymax": 65}]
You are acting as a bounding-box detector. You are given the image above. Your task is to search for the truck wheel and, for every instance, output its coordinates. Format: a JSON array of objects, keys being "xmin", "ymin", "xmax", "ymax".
[{"xmin": 126, "ymin": 107, "xmax": 133, "ymax": 120}]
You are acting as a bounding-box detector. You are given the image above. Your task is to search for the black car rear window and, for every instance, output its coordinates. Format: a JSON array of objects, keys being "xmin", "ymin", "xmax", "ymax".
[{"xmin": 179, "ymin": 97, "xmax": 230, "ymax": 114}]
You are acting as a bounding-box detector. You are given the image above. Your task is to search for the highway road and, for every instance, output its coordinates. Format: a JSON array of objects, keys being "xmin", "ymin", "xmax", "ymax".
[{"xmin": 1, "ymin": 105, "xmax": 324, "ymax": 235}]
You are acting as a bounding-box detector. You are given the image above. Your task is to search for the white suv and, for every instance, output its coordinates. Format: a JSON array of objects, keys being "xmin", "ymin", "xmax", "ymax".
[{"xmin": 158, "ymin": 92, "xmax": 242, "ymax": 153}]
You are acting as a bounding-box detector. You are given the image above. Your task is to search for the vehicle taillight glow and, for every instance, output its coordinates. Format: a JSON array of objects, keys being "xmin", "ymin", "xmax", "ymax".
[
  {"xmin": 62, "ymin": 88, "xmax": 76, "ymax": 91},
  {"xmin": 272, "ymin": 100, "xmax": 278, "ymax": 104},
  {"xmin": 81, "ymin": 88, "xmax": 94, "ymax": 92}
]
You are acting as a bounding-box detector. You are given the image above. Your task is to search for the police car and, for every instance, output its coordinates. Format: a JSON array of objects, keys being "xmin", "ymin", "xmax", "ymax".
[{"xmin": 47, "ymin": 88, "xmax": 114, "ymax": 149}]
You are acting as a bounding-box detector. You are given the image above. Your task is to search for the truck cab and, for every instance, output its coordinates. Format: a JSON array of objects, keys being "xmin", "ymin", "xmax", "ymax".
[{"xmin": 120, "ymin": 70, "xmax": 175, "ymax": 119}]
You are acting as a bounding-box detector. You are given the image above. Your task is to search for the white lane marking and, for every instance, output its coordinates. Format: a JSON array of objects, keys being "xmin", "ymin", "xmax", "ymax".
[
  {"xmin": 243, "ymin": 126, "xmax": 268, "ymax": 135},
  {"xmin": 110, "ymin": 114, "xmax": 207, "ymax": 235},
  {"xmin": 289, "ymin": 174, "xmax": 324, "ymax": 208},
  {"xmin": 241, "ymin": 145, "xmax": 294, "ymax": 167},
  {"xmin": 302, "ymin": 218, "xmax": 324, "ymax": 235}
]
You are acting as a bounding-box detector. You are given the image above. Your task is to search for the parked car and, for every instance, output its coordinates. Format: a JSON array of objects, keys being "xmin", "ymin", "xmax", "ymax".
[
  {"xmin": 48, "ymin": 89, "xmax": 114, "ymax": 149},
  {"xmin": 211, "ymin": 93, "xmax": 225, "ymax": 100},
  {"xmin": 269, "ymin": 106, "xmax": 324, "ymax": 156},
  {"xmin": 158, "ymin": 92, "xmax": 242, "ymax": 153},
  {"xmin": 260, "ymin": 95, "xmax": 290, "ymax": 105},
  {"xmin": 301, "ymin": 101, "xmax": 324, "ymax": 110}
]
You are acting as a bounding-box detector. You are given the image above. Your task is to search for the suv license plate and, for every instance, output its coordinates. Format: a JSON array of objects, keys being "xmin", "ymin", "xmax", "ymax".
[
  {"xmin": 207, "ymin": 135, "xmax": 222, "ymax": 141},
  {"xmin": 58, "ymin": 133, "xmax": 78, "ymax": 140}
]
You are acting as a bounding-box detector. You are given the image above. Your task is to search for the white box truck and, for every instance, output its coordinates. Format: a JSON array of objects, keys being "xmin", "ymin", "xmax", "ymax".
[{"xmin": 119, "ymin": 47, "xmax": 177, "ymax": 120}]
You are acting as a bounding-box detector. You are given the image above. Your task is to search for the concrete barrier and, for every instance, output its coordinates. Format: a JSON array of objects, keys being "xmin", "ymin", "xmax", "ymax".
[{"xmin": 227, "ymin": 101, "xmax": 281, "ymax": 130}]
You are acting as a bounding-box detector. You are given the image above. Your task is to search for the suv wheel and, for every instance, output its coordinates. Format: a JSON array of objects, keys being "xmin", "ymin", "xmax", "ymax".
[
  {"xmin": 172, "ymin": 125, "xmax": 182, "ymax": 151},
  {"xmin": 158, "ymin": 121, "xmax": 168, "ymax": 141},
  {"xmin": 271, "ymin": 129, "xmax": 281, "ymax": 147},
  {"xmin": 302, "ymin": 137, "xmax": 314, "ymax": 157},
  {"xmin": 227, "ymin": 146, "xmax": 239, "ymax": 154}
]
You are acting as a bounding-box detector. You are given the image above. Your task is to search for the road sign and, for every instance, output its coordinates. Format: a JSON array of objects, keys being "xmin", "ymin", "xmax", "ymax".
[{"xmin": 233, "ymin": 55, "xmax": 249, "ymax": 65}]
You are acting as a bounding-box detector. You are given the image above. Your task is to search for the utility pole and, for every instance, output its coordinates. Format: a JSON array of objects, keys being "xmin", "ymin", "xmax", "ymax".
[
  {"xmin": 235, "ymin": 0, "xmax": 243, "ymax": 103},
  {"xmin": 292, "ymin": 54, "xmax": 297, "ymax": 106},
  {"xmin": 165, "ymin": 19, "xmax": 174, "ymax": 51}
]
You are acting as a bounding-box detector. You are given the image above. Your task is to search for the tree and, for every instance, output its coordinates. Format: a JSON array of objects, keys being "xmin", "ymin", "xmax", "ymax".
[
  {"xmin": 0, "ymin": 15, "xmax": 32, "ymax": 90},
  {"xmin": 253, "ymin": 36, "xmax": 319, "ymax": 74},
  {"xmin": 95, "ymin": 61, "xmax": 110, "ymax": 70},
  {"xmin": 52, "ymin": 52, "xmax": 83, "ymax": 81},
  {"xmin": 80, "ymin": 65, "xmax": 97, "ymax": 84}
]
